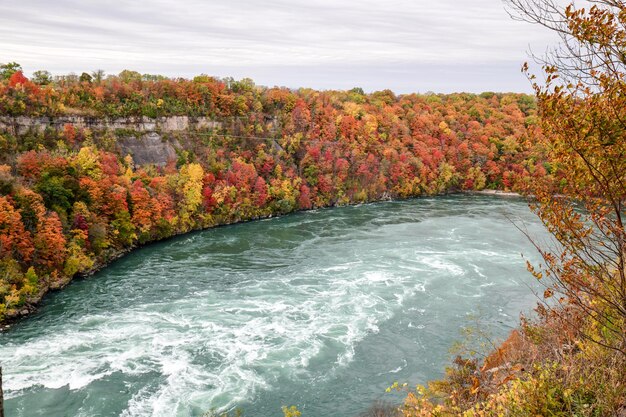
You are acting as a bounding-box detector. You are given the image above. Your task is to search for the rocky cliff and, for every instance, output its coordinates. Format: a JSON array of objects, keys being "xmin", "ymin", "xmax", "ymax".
[{"xmin": 0, "ymin": 115, "xmax": 223, "ymax": 166}]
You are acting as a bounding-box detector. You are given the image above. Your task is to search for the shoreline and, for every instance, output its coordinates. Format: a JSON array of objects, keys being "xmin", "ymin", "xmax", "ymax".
[{"xmin": 463, "ymin": 189, "xmax": 523, "ymax": 197}]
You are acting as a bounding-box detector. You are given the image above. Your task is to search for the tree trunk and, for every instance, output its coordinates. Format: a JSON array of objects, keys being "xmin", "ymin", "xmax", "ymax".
[{"xmin": 0, "ymin": 366, "xmax": 4, "ymax": 417}]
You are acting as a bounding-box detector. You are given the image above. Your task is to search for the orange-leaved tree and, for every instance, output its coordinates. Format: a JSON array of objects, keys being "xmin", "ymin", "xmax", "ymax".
[{"xmin": 507, "ymin": 0, "xmax": 626, "ymax": 354}]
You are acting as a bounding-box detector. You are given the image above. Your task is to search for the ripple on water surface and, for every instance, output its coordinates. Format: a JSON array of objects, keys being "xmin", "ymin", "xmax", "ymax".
[{"xmin": 0, "ymin": 196, "xmax": 547, "ymax": 417}]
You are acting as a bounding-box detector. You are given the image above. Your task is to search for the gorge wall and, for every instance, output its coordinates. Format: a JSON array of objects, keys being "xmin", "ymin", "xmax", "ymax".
[{"xmin": 0, "ymin": 116, "xmax": 225, "ymax": 167}]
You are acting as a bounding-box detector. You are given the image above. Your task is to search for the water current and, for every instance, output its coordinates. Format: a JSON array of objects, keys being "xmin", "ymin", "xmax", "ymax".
[{"xmin": 0, "ymin": 195, "xmax": 549, "ymax": 417}]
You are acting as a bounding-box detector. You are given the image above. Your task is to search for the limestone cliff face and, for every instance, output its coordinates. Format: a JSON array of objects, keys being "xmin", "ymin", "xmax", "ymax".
[
  {"xmin": 116, "ymin": 132, "xmax": 179, "ymax": 167},
  {"xmin": 0, "ymin": 115, "xmax": 223, "ymax": 167},
  {"xmin": 0, "ymin": 115, "xmax": 222, "ymax": 135}
]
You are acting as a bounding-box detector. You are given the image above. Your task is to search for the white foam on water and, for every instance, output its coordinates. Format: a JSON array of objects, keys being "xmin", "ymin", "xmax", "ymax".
[
  {"xmin": 470, "ymin": 263, "xmax": 487, "ymax": 278},
  {"xmin": 389, "ymin": 359, "xmax": 408, "ymax": 374},
  {"xmin": 363, "ymin": 271, "xmax": 392, "ymax": 283},
  {"xmin": 1, "ymin": 264, "xmax": 424, "ymax": 416},
  {"xmin": 415, "ymin": 255, "xmax": 465, "ymax": 276},
  {"xmin": 322, "ymin": 261, "xmax": 363, "ymax": 273}
]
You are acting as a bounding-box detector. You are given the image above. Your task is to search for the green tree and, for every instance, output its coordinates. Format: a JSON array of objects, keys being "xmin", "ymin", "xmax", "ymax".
[
  {"xmin": 91, "ymin": 69, "xmax": 105, "ymax": 84},
  {"xmin": 32, "ymin": 70, "xmax": 52, "ymax": 85},
  {"xmin": 142, "ymin": 73, "xmax": 167, "ymax": 82},
  {"xmin": 0, "ymin": 62, "xmax": 22, "ymax": 80},
  {"xmin": 35, "ymin": 172, "xmax": 75, "ymax": 215},
  {"xmin": 118, "ymin": 69, "xmax": 142, "ymax": 83},
  {"xmin": 79, "ymin": 72, "xmax": 93, "ymax": 83}
]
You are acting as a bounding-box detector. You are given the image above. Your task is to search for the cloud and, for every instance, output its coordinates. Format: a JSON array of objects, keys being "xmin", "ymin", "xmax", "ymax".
[{"xmin": 0, "ymin": 0, "xmax": 559, "ymax": 92}]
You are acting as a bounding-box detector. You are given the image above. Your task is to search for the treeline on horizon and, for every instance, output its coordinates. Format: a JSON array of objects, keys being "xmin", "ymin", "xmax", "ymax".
[{"xmin": 0, "ymin": 62, "xmax": 553, "ymax": 321}]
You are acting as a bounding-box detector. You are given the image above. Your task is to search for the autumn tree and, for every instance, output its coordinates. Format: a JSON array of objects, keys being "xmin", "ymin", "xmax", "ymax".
[
  {"xmin": 129, "ymin": 179, "xmax": 155, "ymax": 239},
  {"xmin": 177, "ymin": 163, "xmax": 204, "ymax": 230},
  {"xmin": 0, "ymin": 196, "xmax": 33, "ymax": 263},
  {"xmin": 507, "ymin": 0, "xmax": 626, "ymax": 354},
  {"xmin": 34, "ymin": 210, "xmax": 66, "ymax": 272}
]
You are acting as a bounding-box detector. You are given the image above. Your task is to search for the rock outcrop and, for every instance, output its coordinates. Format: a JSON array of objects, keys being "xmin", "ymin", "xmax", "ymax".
[{"xmin": 0, "ymin": 115, "xmax": 223, "ymax": 167}]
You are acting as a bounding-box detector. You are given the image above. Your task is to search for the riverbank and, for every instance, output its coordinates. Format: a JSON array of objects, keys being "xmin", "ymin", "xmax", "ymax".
[{"xmin": 464, "ymin": 189, "xmax": 522, "ymax": 197}]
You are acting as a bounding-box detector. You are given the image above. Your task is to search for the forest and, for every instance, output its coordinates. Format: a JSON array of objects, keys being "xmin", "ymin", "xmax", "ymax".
[{"xmin": 0, "ymin": 64, "xmax": 547, "ymax": 323}]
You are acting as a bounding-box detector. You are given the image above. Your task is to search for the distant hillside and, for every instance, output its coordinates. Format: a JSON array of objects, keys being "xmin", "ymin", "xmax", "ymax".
[{"xmin": 0, "ymin": 67, "xmax": 549, "ymax": 323}]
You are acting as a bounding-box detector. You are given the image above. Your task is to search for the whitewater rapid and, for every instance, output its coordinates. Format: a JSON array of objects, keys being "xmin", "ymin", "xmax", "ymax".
[{"xmin": 0, "ymin": 196, "xmax": 547, "ymax": 417}]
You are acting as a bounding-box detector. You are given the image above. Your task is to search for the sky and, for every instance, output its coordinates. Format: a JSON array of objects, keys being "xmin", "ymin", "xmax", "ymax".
[{"xmin": 0, "ymin": 0, "xmax": 560, "ymax": 93}]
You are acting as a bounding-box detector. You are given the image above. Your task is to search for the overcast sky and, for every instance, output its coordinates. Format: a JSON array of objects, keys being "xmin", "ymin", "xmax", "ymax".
[{"xmin": 0, "ymin": 0, "xmax": 560, "ymax": 93}]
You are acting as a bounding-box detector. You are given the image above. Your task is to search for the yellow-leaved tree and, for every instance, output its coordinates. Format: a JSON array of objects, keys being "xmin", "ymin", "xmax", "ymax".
[{"xmin": 177, "ymin": 163, "xmax": 205, "ymax": 231}]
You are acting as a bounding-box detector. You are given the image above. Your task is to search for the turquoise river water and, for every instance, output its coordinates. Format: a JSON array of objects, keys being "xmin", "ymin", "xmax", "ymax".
[{"xmin": 0, "ymin": 196, "xmax": 549, "ymax": 417}]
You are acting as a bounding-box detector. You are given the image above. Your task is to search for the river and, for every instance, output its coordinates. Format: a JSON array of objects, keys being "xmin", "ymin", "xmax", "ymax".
[{"xmin": 0, "ymin": 195, "xmax": 548, "ymax": 417}]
